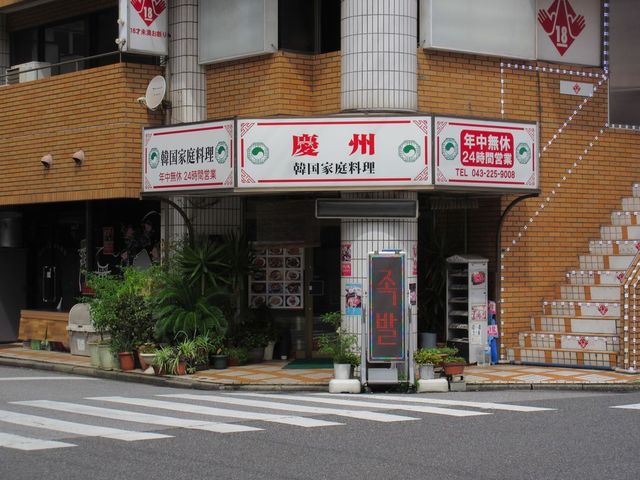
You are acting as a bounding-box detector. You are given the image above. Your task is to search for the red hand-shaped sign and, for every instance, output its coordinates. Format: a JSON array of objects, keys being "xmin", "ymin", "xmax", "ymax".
[
  {"xmin": 131, "ymin": 0, "xmax": 166, "ymax": 27},
  {"xmin": 537, "ymin": 0, "xmax": 586, "ymax": 56}
]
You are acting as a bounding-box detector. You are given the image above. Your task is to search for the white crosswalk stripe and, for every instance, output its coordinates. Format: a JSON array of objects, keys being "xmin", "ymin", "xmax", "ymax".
[
  {"xmin": 0, "ymin": 432, "xmax": 76, "ymax": 451},
  {"xmin": 224, "ymin": 392, "xmax": 491, "ymax": 417},
  {"xmin": 162, "ymin": 393, "xmax": 422, "ymax": 422},
  {"xmin": 0, "ymin": 392, "xmax": 557, "ymax": 452},
  {"xmin": 0, "ymin": 408, "xmax": 171, "ymax": 441},
  {"xmin": 332, "ymin": 394, "xmax": 556, "ymax": 412},
  {"xmin": 88, "ymin": 396, "xmax": 344, "ymax": 428},
  {"xmin": 610, "ymin": 403, "xmax": 640, "ymax": 410},
  {"xmin": 12, "ymin": 400, "xmax": 263, "ymax": 433}
]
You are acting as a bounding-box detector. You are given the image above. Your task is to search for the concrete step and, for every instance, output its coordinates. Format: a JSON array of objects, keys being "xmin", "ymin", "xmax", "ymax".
[
  {"xmin": 601, "ymin": 225, "xmax": 640, "ymax": 240},
  {"xmin": 588, "ymin": 240, "xmax": 640, "ymax": 255},
  {"xmin": 610, "ymin": 211, "xmax": 640, "ymax": 226},
  {"xmin": 533, "ymin": 315, "xmax": 619, "ymax": 334},
  {"xmin": 565, "ymin": 270, "xmax": 625, "ymax": 286},
  {"xmin": 558, "ymin": 284, "xmax": 621, "ymax": 302},
  {"xmin": 578, "ymin": 254, "xmax": 634, "ymax": 270},
  {"xmin": 518, "ymin": 331, "xmax": 619, "ymax": 352},
  {"xmin": 507, "ymin": 347, "xmax": 617, "ymax": 369},
  {"xmin": 622, "ymin": 197, "xmax": 640, "ymax": 211},
  {"xmin": 542, "ymin": 301, "xmax": 620, "ymax": 318}
]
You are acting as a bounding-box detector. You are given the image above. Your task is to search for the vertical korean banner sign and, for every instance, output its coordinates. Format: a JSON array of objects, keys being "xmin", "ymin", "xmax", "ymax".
[
  {"xmin": 369, "ymin": 254, "xmax": 405, "ymax": 362},
  {"xmin": 434, "ymin": 117, "xmax": 538, "ymax": 191}
]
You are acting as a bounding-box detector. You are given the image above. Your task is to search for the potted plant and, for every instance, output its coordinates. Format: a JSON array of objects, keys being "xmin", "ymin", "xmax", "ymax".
[
  {"xmin": 152, "ymin": 345, "xmax": 176, "ymax": 375},
  {"xmin": 413, "ymin": 348, "xmax": 444, "ymax": 380},
  {"xmin": 317, "ymin": 311, "xmax": 361, "ymax": 380},
  {"xmin": 137, "ymin": 342, "xmax": 159, "ymax": 370},
  {"xmin": 441, "ymin": 346, "xmax": 466, "ymax": 377},
  {"xmin": 113, "ymin": 338, "xmax": 136, "ymax": 371},
  {"xmin": 206, "ymin": 334, "xmax": 228, "ymax": 369},
  {"xmin": 175, "ymin": 337, "xmax": 197, "ymax": 374},
  {"xmin": 227, "ymin": 346, "xmax": 249, "ymax": 366}
]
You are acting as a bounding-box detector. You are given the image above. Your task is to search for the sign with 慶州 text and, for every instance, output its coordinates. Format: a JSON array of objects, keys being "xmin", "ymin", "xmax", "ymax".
[{"xmin": 237, "ymin": 116, "xmax": 432, "ymax": 190}]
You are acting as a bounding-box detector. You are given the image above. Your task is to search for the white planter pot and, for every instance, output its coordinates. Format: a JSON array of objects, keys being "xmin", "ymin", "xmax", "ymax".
[
  {"xmin": 334, "ymin": 363, "xmax": 353, "ymax": 380},
  {"xmin": 263, "ymin": 341, "xmax": 276, "ymax": 361},
  {"xmin": 419, "ymin": 364, "xmax": 435, "ymax": 380},
  {"xmin": 97, "ymin": 344, "xmax": 115, "ymax": 370}
]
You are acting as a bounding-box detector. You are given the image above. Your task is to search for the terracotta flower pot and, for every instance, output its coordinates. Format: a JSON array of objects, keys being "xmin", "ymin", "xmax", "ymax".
[
  {"xmin": 443, "ymin": 362, "xmax": 465, "ymax": 376},
  {"xmin": 118, "ymin": 352, "xmax": 136, "ymax": 371}
]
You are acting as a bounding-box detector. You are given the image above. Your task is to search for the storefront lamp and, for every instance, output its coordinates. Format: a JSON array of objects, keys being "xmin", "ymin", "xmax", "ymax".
[
  {"xmin": 40, "ymin": 154, "xmax": 53, "ymax": 168},
  {"xmin": 72, "ymin": 150, "xmax": 85, "ymax": 166}
]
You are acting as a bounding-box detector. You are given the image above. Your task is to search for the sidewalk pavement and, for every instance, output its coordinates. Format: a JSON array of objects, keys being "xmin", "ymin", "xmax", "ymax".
[{"xmin": 1, "ymin": 343, "xmax": 639, "ymax": 391}]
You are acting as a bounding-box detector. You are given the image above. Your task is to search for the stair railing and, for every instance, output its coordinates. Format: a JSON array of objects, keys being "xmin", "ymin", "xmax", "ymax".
[{"xmin": 620, "ymin": 249, "xmax": 640, "ymax": 373}]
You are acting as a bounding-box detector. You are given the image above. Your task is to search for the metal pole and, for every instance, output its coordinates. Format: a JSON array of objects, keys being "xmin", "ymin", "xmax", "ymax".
[{"xmin": 495, "ymin": 192, "xmax": 538, "ymax": 361}]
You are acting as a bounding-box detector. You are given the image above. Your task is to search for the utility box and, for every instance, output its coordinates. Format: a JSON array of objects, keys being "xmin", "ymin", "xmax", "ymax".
[{"xmin": 67, "ymin": 303, "xmax": 99, "ymax": 356}]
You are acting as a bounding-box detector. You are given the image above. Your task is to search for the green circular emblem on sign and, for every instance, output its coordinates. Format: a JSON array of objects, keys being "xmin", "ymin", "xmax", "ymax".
[
  {"xmin": 441, "ymin": 138, "xmax": 458, "ymax": 161},
  {"xmin": 516, "ymin": 142, "xmax": 531, "ymax": 164},
  {"xmin": 398, "ymin": 140, "xmax": 421, "ymax": 163},
  {"xmin": 148, "ymin": 148, "xmax": 160, "ymax": 169},
  {"xmin": 215, "ymin": 141, "xmax": 229, "ymax": 164},
  {"xmin": 247, "ymin": 142, "xmax": 269, "ymax": 165}
]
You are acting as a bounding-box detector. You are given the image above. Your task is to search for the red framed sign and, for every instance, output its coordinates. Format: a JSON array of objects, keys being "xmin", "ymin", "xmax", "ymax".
[
  {"xmin": 237, "ymin": 116, "xmax": 431, "ymax": 190},
  {"xmin": 434, "ymin": 116, "xmax": 538, "ymax": 191},
  {"xmin": 368, "ymin": 253, "xmax": 406, "ymax": 362}
]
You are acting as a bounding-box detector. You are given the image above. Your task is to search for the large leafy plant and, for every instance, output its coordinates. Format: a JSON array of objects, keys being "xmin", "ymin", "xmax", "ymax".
[
  {"xmin": 153, "ymin": 272, "xmax": 227, "ymax": 341},
  {"xmin": 85, "ymin": 267, "xmax": 157, "ymax": 351}
]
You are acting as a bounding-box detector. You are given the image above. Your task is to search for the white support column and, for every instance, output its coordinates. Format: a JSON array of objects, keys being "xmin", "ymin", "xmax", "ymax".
[
  {"xmin": 341, "ymin": 192, "xmax": 419, "ymax": 361},
  {"xmin": 340, "ymin": 1, "xmax": 420, "ymax": 371},
  {"xmin": 162, "ymin": 1, "xmax": 213, "ymax": 244},
  {"xmin": 341, "ymin": 0, "xmax": 417, "ymax": 112}
]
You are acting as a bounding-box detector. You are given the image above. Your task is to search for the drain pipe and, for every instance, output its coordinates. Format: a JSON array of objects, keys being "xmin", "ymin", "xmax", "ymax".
[
  {"xmin": 143, "ymin": 195, "xmax": 194, "ymax": 248},
  {"xmin": 495, "ymin": 192, "xmax": 539, "ymax": 362}
]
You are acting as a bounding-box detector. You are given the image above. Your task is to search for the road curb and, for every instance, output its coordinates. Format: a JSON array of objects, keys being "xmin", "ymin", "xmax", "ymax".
[{"xmin": 0, "ymin": 356, "xmax": 329, "ymax": 392}]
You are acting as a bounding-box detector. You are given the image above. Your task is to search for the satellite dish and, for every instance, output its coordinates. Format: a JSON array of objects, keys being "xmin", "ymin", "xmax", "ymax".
[{"xmin": 144, "ymin": 75, "xmax": 166, "ymax": 111}]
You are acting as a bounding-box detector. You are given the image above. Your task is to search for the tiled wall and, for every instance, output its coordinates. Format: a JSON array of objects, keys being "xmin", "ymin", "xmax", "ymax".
[
  {"xmin": 0, "ymin": 63, "xmax": 163, "ymax": 206},
  {"xmin": 341, "ymin": 0, "xmax": 417, "ymax": 111}
]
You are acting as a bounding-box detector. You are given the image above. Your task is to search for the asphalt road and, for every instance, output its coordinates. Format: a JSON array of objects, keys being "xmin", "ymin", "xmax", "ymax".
[{"xmin": 0, "ymin": 365, "xmax": 639, "ymax": 480}]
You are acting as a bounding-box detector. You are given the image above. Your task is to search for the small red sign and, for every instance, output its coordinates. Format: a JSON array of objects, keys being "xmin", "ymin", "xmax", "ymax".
[
  {"xmin": 537, "ymin": 0, "xmax": 586, "ymax": 56},
  {"xmin": 341, "ymin": 262, "xmax": 352, "ymax": 277},
  {"xmin": 131, "ymin": 0, "xmax": 166, "ymax": 27},
  {"xmin": 460, "ymin": 130, "xmax": 514, "ymax": 169}
]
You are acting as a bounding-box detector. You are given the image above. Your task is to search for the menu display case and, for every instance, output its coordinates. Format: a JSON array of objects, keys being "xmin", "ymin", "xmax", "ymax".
[
  {"xmin": 446, "ymin": 255, "xmax": 488, "ymax": 364},
  {"xmin": 249, "ymin": 246, "xmax": 304, "ymax": 310}
]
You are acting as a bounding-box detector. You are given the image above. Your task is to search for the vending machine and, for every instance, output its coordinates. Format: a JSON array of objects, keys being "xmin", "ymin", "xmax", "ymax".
[{"xmin": 446, "ymin": 254, "xmax": 488, "ymax": 364}]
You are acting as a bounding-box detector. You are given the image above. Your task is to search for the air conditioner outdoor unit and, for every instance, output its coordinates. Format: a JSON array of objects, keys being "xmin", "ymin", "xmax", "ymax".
[{"xmin": 6, "ymin": 61, "xmax": 51, "ymax": 85}]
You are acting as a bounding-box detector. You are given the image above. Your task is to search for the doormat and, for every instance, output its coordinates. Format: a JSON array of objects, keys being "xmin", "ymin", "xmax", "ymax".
[{"xmin": 283, "ymin": 358, "xmax": 333, "ymax": 369}]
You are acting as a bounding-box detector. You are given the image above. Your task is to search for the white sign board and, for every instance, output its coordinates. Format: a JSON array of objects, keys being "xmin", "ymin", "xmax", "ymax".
[
  {"xmin": 237, "ymin": 117, "xmax": 432, "ymax": 190},
  {"xmin": 118, "ymin": 0, "xmax": 169, "ymax": 56},
  {"xmin": 421, "ymin": 0, "xmax": 537, "ymax": 60},
  {"xmin": 434, "ymin": 117, "xmax": 538, "ymax": 191},
  {"xmin": 559, "ymin": 80, "xmax": 594, "ymax": 97},
  {"xmin": 535, "ymin": 0, "xmax": 601, "ymax": 66},
  {"xmin": 143, "ymin": 121, "xmax": 234, "ymax": 193}
]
